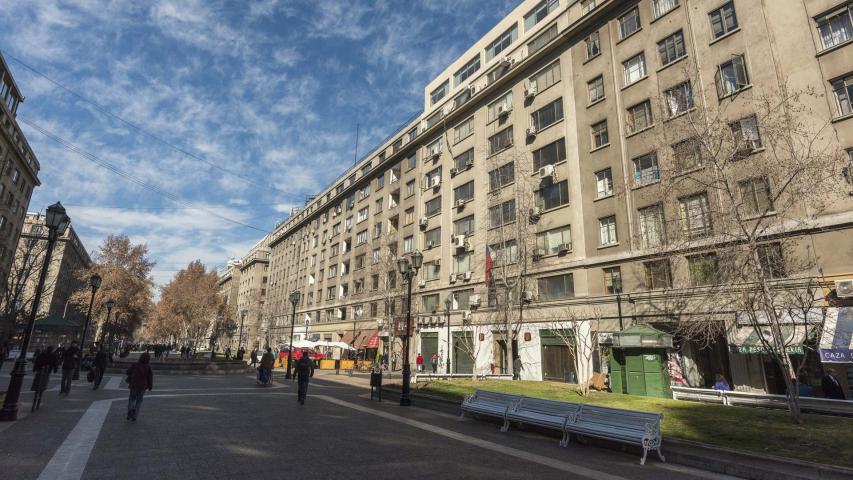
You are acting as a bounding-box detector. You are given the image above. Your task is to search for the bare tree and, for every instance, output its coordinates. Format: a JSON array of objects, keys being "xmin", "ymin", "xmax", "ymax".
[
  {"xmin": 0, "ymin": 236, "xmax": 59, "ymax": 338},
  {"xmin": 546, "ymin": 306, "xmax": 603, "ymax": 396},
  {"xmin": 630, "ymin": 74, "xmax": 849, "ymax": 422}
]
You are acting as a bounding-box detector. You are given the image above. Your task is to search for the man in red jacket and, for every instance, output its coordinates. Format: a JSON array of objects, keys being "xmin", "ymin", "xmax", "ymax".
[{"xmin": 126, "ymin": 352, "xmax": 153, "ymax": 422}]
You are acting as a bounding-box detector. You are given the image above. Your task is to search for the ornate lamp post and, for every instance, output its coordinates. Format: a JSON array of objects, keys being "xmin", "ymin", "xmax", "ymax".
[
  {"xmin": 74, "ymin": 273, "xmax": 101, "ymax": 379},
  {"xmin": 444, "ymin": 294, "xmax": 452, "ymax": 375},
  {"xmin": 613, "ymin": 277, "xmax": 624, "ymax": 331},
  {"xmin": 397, "ymin": 250, "xmax": 422, "ymax": 406},
  {"xmin": 238, "ymin": 308, "xmax": 247, "ymax": 349},
  {"xmin": 285, "ymin": 290, "xmax": 300, "ymax": 380},
  {"xmin": 1, "ymin": 202, "xmax": 70, "ymax": 421}
]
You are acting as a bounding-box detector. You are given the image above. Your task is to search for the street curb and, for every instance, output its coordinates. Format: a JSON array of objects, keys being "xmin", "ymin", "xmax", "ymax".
[{"xmin": 380, "ymin": 386, "xmax": 853, "ymax": 480}]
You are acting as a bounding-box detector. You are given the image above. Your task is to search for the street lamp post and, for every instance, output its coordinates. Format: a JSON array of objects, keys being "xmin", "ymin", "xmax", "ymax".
[
  {"xmin": 74, "ymin": 273, "xmax": 102, "ymax": 380},
  {"xmin": 613, "ymin": 277, "xmax": 624, "ymax": 331},
  {"xmin": 285, "ymin": 291, "xmax": 300, "ymax": 380},
  {"xmin": 444, "ymin": 295, "xmax": 452, "ymax": 375},
  {"xmin": 238, "ymin": 309, "xmax": 247, "ymax": 350},
  {"xmin": 1, "ymin": 202, "xmax": 70, "ymax": 421},
  {"xmin": 101, "ymin": 299, "xmax": 115, "ymax": 343},
  {"xmin": 397, "ymin": 250, "xmax": 422, "ymax": 407}
]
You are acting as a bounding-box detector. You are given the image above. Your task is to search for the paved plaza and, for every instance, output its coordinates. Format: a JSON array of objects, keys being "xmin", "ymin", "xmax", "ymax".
[{"xmin": 0, "ymin": 364, "xmax": 736, "ymax": 480}]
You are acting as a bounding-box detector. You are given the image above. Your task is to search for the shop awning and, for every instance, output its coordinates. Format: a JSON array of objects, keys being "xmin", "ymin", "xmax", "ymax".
[
  {"xmin": 819, "ymin": 307, "xmax": 853, "ymax": 363},
  {"xmin": 366, "ymin": 331, "xmax": 381, "ymax": 349},
  {"xmin": 340, "ymin": 331, "xmax": 355, "ymax": 345},
  {"xmin": 34, "ymin": 315, "xmax": 81, "ymax": 331},
  {"xmin": 354, "ymin": 330, "xmax": 379, "ymax": 350},
  {"xmin": 727, "ymin": 324, "xmax": 809, "ymax": 355}
]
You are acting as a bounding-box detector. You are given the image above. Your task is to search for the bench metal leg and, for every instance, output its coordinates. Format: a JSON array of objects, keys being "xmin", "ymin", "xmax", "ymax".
[
  {"xmin": 656, "ymin": 448, "xmax": 665, "ymax": 463},
  {"xmin": 559, "ymin": 431, "xmax": 570, "ymax": 447},
  {"xmin": 640, "ymin": 447, "xmax": 649, "ymax": 466},
  {"xmin": 500, "ymin": 418, "xmax": 510, "ymax": 432},
  {"xmin": 458, "ymin": 410, "xmax": 466, "ymax": 421}
]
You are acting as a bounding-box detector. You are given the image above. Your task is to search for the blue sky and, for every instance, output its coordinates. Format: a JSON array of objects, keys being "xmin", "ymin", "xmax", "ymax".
[{"xmin": 0, "ymin": 0, "xmax": 517, "ymax": 286}]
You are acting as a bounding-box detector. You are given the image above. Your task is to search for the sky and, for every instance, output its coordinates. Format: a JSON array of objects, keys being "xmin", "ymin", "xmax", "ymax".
[{"xmin": 0, "ymin": 0, "xmax": 518, "ymax": 288}]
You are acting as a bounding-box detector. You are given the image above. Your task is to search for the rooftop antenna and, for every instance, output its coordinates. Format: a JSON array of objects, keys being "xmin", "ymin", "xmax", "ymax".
[{"xmin": 353, "ymin": 122, "xmax": 360, "ymax": 166}]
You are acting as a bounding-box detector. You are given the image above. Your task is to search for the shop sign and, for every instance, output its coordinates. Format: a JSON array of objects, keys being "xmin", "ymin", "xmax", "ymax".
[{"xmin": 819, "ymin": 307, "xmax": 853, "ymax": 364}]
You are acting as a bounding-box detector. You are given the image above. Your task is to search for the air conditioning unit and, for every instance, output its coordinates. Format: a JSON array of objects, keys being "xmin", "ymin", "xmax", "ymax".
[
  {"xmin": 529, "ymin": 207, "xmax": 542, "ymax": 221},
  {"xmin": 522, "ymin": 291, "xmax": 535, "ymax": 303},
  {"xmin": 469, "ymin": 295, "xmax": 481, "ymax": 308},
  {"xmin": 461, "ymin": 311, "xmax": 472, "ymax": 322},
  {"xmin": 431, "ymin": 176, "xmax": 441, "ymax": 188},
  {"xmin": 497, "ymin": 103, "xmax": 511, "ymax": 117},
  {"xmin": 524, "ymin": 83, "xmax": 538, "ymax": 99},
  {"xmin": 455, "ymin": 199, "xmax": 466, "ymax": 208},
  {"xmin": 468, "ymin": 84, "xmax": 478, "ymax": 95},
  {"xmin": 419, "ymin": 217, "xmax": 429, "ymax": 228},
  {"xmin": 433, "ymin": 258, "xmax": 440, "ymax": 266},
  {"xmin": 449, "ymin": 274, "xmax": 457, "ymax": 284},
  {"xmin": 558, "ymin": 243, "xmax": 571, "ymax": 254},
  {"xmin": 454, "ymin": 235, "xmax": 467, "ymax": 249},
  {"xmin": 450, "ymin": 167, "xmax": 458, "ymax": 176},
  {"xmin": 532, "ymin": 248, "xmax": 543, "ymax": 261},
  {"xmin": 538, "ymin": 164, "xmax": 555, "ymax": 180},
  {"xmin": 426, "ymin": 240, "xmax": 434, "ymax": 249},
  {"xmin": 500, "ymin": 56, "xmax": 514, "ymax": 68},
  {"xmin": 837, "ymin": 280, "xmax": 853, "ymax": 298},
  {"xmin": 463, "ymin": 271, "xmax": 472, "ymax": 281},
  {"xmin": 526, "ymin": 125, "xmax": 538, "ymax": 138},
  {"xmin": 430, "ymin": 147, "xmax": 442, "ymax": 160},
  {"xmin": 418, "ymin": 279, "xmax": 426, "ymax": 288}
]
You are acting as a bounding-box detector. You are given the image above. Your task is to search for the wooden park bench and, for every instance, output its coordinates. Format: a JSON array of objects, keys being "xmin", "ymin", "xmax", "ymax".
[{"xmin": 459, "ymin": 390, "xmax": 523, "ymax": 432}]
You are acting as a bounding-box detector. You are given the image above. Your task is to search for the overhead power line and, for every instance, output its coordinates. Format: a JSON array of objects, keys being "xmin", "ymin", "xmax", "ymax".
[
  {"xmin": 20, "ymin": 118, "xmax": 269, "ymax": 234},
  {"xmin": 3, "ymin": 51, "xmax": 284, "ymax": 193}
]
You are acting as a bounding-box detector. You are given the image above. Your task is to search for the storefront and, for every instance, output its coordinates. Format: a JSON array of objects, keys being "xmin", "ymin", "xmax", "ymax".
[
  {"xmin": 819, "ymin": 307, "xmax": 853, "ymax": 398},
  {"xmin": 453, "ymin": 331, "xmax": 474, "ymax": 374},
  {"xmin": 539, "ymin": 329, "xmax": 576, "ymax": 383}
]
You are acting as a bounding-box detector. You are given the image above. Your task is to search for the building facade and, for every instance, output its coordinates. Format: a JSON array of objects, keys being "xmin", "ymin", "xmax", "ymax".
[
  {"xmin": 235, "ymin": 236, "xmax": 270, "ymax": 349},
  {"xmin": 253, "ymin": 0, "xmax": 853, "ymax": 393},
  {"xmin": 218, "ymin": 259, "xmax": 242, "ymax": 347},
  {"xmin": 0, "ymin": 52, "xmax": 42, "ymax": 340}
]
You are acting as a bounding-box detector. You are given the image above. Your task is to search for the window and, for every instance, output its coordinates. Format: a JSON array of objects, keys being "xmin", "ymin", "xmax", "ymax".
[
  {"xmin": 595, "ymin": 169, "xmax": 613, "ymax": 198},
  {"xmin": 832, "ymin": 74, "xmax": 853, "ymax": 117},
  {"xmin": 425, "ymin": 166, "xmax": 442, "ymax": 187},
  {"xmin": 372, "ymin": 248, "xmax": 381, "ymax": 264},
  {"xmin": 715, "ymin": 55, "xmax": 749, "ymax": 98},
  {"xmin": 327, "ymin": 286, "xmax": 336, "ymax": 300},
  {"xmin": 375, "ymin": 198, "xmax": 383, "ymax": 213},
  {"xmin": 331, "ymin": 243, "xmax": 340, "ymax": 255},
  {"xmin": 373, "ymin": 222, "xmax": 382, "ymax": 239},
  {"xmin": 454, "ymin": 56, "xmax": 481, "ymax": 86},
  {"xmin": 525, "ymin": 0, "xmax": 559, "ymax": 31},
  {"xmin": 425, "ymin": 196, "xmax": 442, "ymax": 217},
  {"xmin": 424, "ymin": 261, "xmax": 441, "ymax": 281},
  {"xmin": 638, "ymin": 204, "xmax": 666, "ymax": 248},
  {"xmin": 585, "ymin": 31, "xmax": 601, "ymax": 59},
  {"xmin": 658, "ymin": 30, "xmax": 686, "ymax": 67},
  {"xmin": 490, "ymin": 199, "xmax": 516, "ymax": 228},
  {"xmin": 664, "ymin": 81, "xmax": 694, "ymax": 117},
  {"xmin": 357, "ymin": 207, "xmax": 369, "ymax": 223},
  {"xmin": 487, "ymin": 91, "xmax": 513, "ymax": 122},
  {"xmin": 454, "ymin": 215, "xmax": 475, "ymax": 236},
  {"xmin": 818, "ymin": 5, "xmax": 853, "ymax": 50},
  {"xmin": 757, "ymin": 243, "xmax": 786, "ymax": 278},
  {"xmin": 730, "ymin": 115, "xmax": 762, "ymax": 151},
  {"xmin": 688, "ymin": 253, "xmax": 719, "ymax": 286},
  {"xmin": 532, "ymin": 139, "xmax": 566, "ymax": 170},
  {"xmin": 422, "ymin": 294, "xmax": 440, "ymax": 313},
  {"xmin": 408, "ymin": 128, "xmax": 418, "ymax": 143},
  {"xmin": 619, "ymin": 7, "xmax": 641, "ymax": 39},
  {"xmin": 536, "ymin": 180, "xmax": 569, "ymax": 210},
  {"xmin": 425, "ymin": 137, "xmax": 443, "ymax": 158},
  {"xmin": 406, "ymin": 180, "xmax": 416, "ymax": 198},
  {"xmin": 376, "ymin": 175, "xmax": 384, "ymax": 190},
  {"xmin": 354, "ymin": 230, "xmax": 367, "ymax": 245},
  {"xmin": 371, "ymin": 274, "xmax": 380, "ymax": 289},
  {"xmin": 644, "ymin": 260, "xmax": 672, "ymax": 289},
  {"xmin": 454, "ymin": 149, "xmax": 474, "ymax": 171},
  {"xmin": 633, "ymin": 152, "xmax": 660, "ymax": 186},
  {"xmin": 486, "ymin": 25, "xmax": 518, "ymax": 61},
  {"xmin": 345, "ymin": 216, "xmax": 353, "ymax": 231},
  {"xmin": 739, "ymin": 177, "xmax": 773, "ymax": 215},
  {"xmin": 328, "ymin": 264, "xmax": 338, "ymax": 277},
  {"xmin": 491, "ymin": 239, "xmax": 518, "ymax": 264},
  {"xmin": 453, "ymin": 252, "xmax": 471, "ymax": 273},
  {"xmin": 588, "ymin": 76, "xmax": 604, "ymax": 103},
  {"xmin": 10, "ymin": 168, "xmax": 19, "ymax": 184},
  {"xmin": 591, "ymin": 120, "xmax": 609, "ymax": 148},
  {"xmin": 489, "ymin": 162, "xmax": 515, "ymax": 190},
  {"xmin": 627, "ymin": 100, "xmax": 653, "ymax": 133},
  {"xmin": 538, "ymin": 273, "xmax": 574, "ymax": 301},
  {"xmin": 403, "ymin": 236, "xmax": 414, "ymax": 253},
  {"xmin": 709, "ymin": 2, "xmax": 738, "ymax": 39},
  {"xmin": 599, "ymin": 216, "xmax": 618, "ymax": 245},
  {"xmin": 454, "ymin": 117, "xmax": 474, "ymax": 144},
  {"xmin": 653, "ymin": 0, "xmax": 678, "ymax": 18},
  {"xmin": 673, "ymin": 137, "xmax": 702, "ymax": 171},
  {"xmin": 529, "ymin": 61, "xmax": 561, "ymax": 92},
  {"xmin": 404, "ymin": 208, "xmax": 414, "ymax": 225},
  {"xmin": 424, "ymin": 227, "xmax": 441, "ymax": 248},
  {"xmin": 679, "ymin": 193, "xmax": 712, "ymax": 238},
  {"xmin": 405, "ymin": 153, "xmax": 417, "ymax": 171},
  {"xmin": 431, "ymin": 80, "xmax": 449, "ymax": 105},
  {"xmin": 537, "ymin": 225, "xmax": 571, "ymax": 255},
  {"xmin": 489, "ymin": 127, "xmax": 512, "ymax": 155},
  {"xmin": 454, "ymin": 181, "xmax": 474, "ymax": 203},
  {"xmin": 603, "ymin": 267, "xmax": 622, "ymax": 294},
  {"xmin": 528, "ymin": 23, "xmax": 559, "ymax": 55},
  {"xmin": 531, "ymin": 98, "xmax": 563, "ymax": 130},
  {"xmin": 623, "ymin": 53, "xmax": 647, "ymax": 86},
  {"xmin": 451, "ymin": 289, "xmax": 475, "ymax": 310},
  {"xmin": 355, "ymin": 254, "xmax": 365, "ymax": 270}
]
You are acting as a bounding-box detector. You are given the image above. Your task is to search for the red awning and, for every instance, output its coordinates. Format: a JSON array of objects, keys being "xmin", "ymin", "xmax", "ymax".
[
  {"xmin": 366, "ymin": 331, "xmax": 381, "ymax": 349},
  {"xmin": 354, "ymin": 330, "xmax": 379, "ymax": 350}
]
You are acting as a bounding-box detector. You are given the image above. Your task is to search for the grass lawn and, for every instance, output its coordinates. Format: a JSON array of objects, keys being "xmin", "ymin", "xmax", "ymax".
[{"xmin": 410, "ymin": 379, "xmax": 853, "ymax": 468}]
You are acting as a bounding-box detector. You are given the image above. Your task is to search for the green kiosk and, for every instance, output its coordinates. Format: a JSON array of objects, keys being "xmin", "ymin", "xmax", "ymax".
[{"xmin": 609, "ymin": 325, "xmax": 673, "ymax": 398}]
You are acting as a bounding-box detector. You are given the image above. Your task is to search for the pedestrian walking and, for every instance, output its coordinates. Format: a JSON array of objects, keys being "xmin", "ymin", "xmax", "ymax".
[
  {"xmin": 431, "ymin": 353, "xmax": 438, "ymax": 374},
  {"xmin": 250, "ymin": 348, "xmax": 258, "ymax": 367},
  {"xmin": 92, "ymin": 346, "xmax": 109, "ymax": 390},
  {"xmin": 31, "ymin": 346, "xmax": 54, "ymax": 411},
  {"xmin": 60, "ymin": 341, "xmax": 81, "ymax": 396},
  {"xmin": 512, "ymin": 356, "xmax": 523, "ymax": 380},
  {"xmin": 53, "ymin": 346, "xmax": 64, "ymax": 373},
  {"xmin": 416, "ymin": 353, "xmax": 424, "ymax": 372},
  {"xmin": 259, "ymin": 347, "xmax": 275, "ymax": 385},
  {"xmin": 295, "ymin": 349, "xmax": 315, "ymax": 405},
  {"xmin": 125, "ymin": 352, "xmax": 153, "ymax": 422},
  {"xmin": 822, "ymin": 368, "xmax": 846, "ymax": 399}
]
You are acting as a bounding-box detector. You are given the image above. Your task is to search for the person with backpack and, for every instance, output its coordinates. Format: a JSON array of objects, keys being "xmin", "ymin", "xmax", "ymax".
[{"xmin": 126, "ymin": 352, "xmax": 153, "ymax": 422}]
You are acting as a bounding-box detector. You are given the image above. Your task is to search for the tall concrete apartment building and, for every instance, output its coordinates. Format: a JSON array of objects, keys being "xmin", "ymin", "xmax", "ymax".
[
  {"xmin": 245, "ymin": 0, "xmax": 853, "ymax": 393},
  {"xmin": 0, "ymin": 52, "xmax": 42, "ymax": 339},
  {"xmin": 233, "ymin": 236, "xmax": 270, "ymax": 349}
]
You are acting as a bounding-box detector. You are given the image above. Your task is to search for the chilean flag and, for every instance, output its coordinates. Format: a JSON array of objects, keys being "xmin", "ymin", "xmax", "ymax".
[{"xmin": 485, "ymin": 245, "xmax": 493, "ymax": 286}]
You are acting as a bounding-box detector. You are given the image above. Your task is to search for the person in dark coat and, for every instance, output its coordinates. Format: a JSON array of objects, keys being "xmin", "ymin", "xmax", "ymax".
[
  {"xmin": 60, "ymin": 342, "xmax": 81, "ymax": 396},
  {"xmin": 31, "ymin": 346, "xmax": 54, "ymax": 411},
  {"xmin": 92, "ymin": 346, "xmax": 109, "ymax": 390},
  {"xmin": 822, "ymin": 368, "xmax": 846, "ymax": 400},
  {"xmin": 295, "ymin": 349, "xmax": 315, "ymax": 405},
  {"xmin": 126, "ymin": 352, "xmax": 153, "ymax": 421}
]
